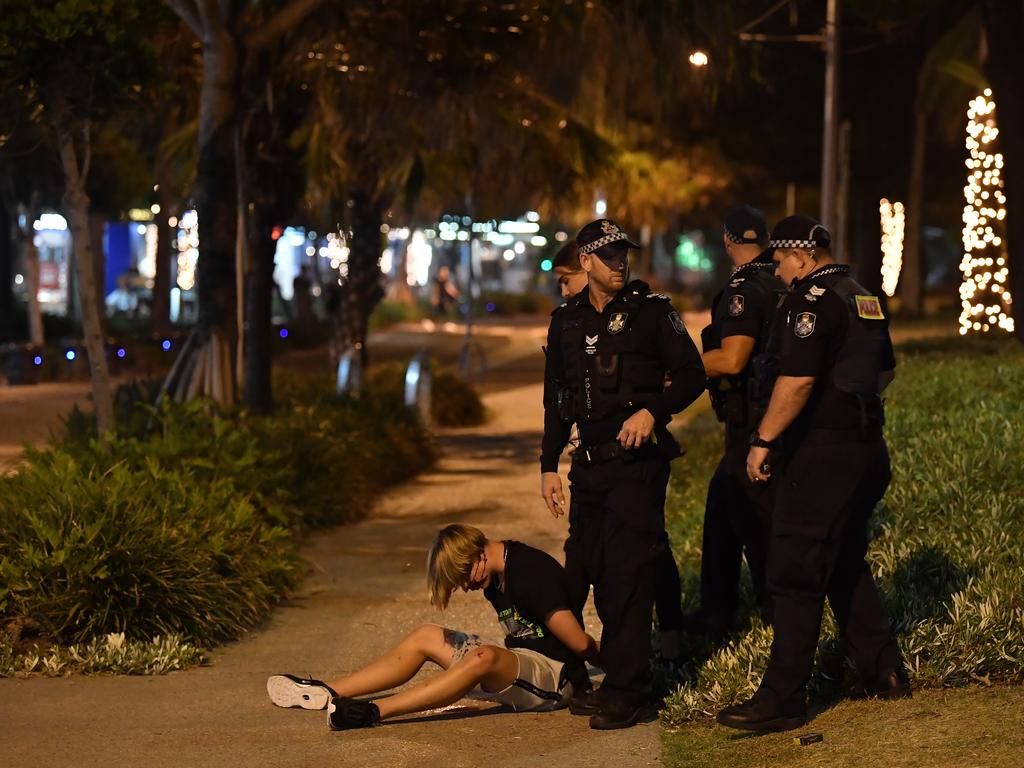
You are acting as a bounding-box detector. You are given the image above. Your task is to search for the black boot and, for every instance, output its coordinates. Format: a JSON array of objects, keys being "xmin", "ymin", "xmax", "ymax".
[
  {"xmin": 864, "ymin": 669, "xmax": 912, "ymax": 700},
  {"xmin": 716, "ymin": 691, "xmax": 806, "ymax": 732}
]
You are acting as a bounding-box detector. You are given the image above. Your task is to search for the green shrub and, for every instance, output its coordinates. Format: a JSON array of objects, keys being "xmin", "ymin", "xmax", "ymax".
[
  {"xmin": 0, "ymin": 633, "xmax": 205, "ymax": 677},
  {"xmin": 0, "ymin": 376, "xmax": 438, "ymax": 668},
  {"xmin": 365, "ymin": 362, "xmax": 487, "ymax": 427},
  {"xmin": 661, "ymin": 337, "xmax": 1024, "ymax": 724},
  {"xmin": 369, "ymin": 299, "xmax": 428, "ymax": 332}
]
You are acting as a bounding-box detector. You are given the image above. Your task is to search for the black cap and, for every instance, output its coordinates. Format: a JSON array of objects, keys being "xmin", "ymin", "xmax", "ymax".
[
  {"xmin": 576, "ymin": 219, "xmax": 641, "ymax": 259},
  {"xmin": 768, "ymin": 215, "xmax": 832, "ymax": 250},
  {"xmin": 724, "ymin": 205, "xmax": 768, "ymax": 246}
]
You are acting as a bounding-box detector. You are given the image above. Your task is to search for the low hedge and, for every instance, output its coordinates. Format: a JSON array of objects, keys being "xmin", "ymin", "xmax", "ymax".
[
  {"xmin": 661, "ymin": 336, "xmax": 1024, "ymax": 723},
  {"xmin": 0, "ymin": 381, "xmax": 438, "ymax": 669}
]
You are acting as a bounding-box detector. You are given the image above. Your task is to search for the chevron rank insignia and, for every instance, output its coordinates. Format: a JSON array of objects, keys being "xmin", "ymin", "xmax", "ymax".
[
  {"xmin": 854, "ymin": 295, "xmax": 885, "ymax": 320},
  {"xmin": 585, "ymin": 334, "xmax": 599, "ymax": 355},
  {"xmin": 728, "ymin": 294, "xmax": 745, "ymax": 316},
  {"xmin": 804, "ymin": 285, "xmax": 826, "ymax": 302},
  {"xmin": 794, "ymin": 312, "xmax": 816, "ymax": 338}
]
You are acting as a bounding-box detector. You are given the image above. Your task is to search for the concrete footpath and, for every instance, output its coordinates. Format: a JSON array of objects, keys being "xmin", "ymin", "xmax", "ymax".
[{"xmin": 0, "ymin": 380, "xmax": 663, "ymax": 768}]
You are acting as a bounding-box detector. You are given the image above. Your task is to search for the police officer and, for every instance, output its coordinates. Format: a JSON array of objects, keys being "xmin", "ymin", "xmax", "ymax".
[
  {"xmin": 541, "ymin": 219, "xmax": 706, "ymax": 729},
  {"xmin": 549, "ymin": 237, "xmax": 687, "ymax": 664},
  {"xmin": 717, "ymin": 215, "xmax": 909, "ymax": 732},
  {"xmin": 686, "ymin": 206, "xmax": 783, "ymax": 640}
]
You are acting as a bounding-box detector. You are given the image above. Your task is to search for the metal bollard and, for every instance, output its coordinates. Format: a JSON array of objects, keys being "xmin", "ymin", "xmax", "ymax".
[
  {"xmin": 336, "ymin": 347, "xmax": 364, "ymax": 395},
  {"xmin": 458, "ymin": 339, "xmax": 486, "ymax": 386},
  {"xmin": 404, "ymin": 349, "xmax": 432, "ymax": 427}
]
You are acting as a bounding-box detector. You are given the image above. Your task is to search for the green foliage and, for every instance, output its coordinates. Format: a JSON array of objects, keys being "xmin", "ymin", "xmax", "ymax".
[
  {"xmin": 0, "ymin": 380, "xmax": 437, "ymax": 665},
  {"xmin": 661, "ymin": 338, "xmax": 1024, "ymax": 724},
  {"xmin": 368, "ymin": 299, "xmax": 428, "ymax": 332},
  {"xmin": 481, "ymin": 291, "xmax": 555, "ymax": 316},
  {"xmin": 0, "ymin": 632, "xmax": 205, "ymax": 678},
  {"xmin": 365, "ymin": 362, "xmax": 487, "ymax": 427}
]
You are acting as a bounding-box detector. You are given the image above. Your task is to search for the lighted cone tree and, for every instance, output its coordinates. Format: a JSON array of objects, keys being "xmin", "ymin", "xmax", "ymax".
[{"xmin": 959, "ymin": 89, "xmax": 1014, "ymax": 335}]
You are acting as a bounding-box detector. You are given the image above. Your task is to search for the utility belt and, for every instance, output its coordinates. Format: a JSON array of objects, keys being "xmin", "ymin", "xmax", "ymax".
[
  {"xmin": 708, "ymin": 380, "xmax": 756, "ymax": 425},
  {"xmin": 572, "ymin": 440, "xmax": 648, "ymax": 466}
]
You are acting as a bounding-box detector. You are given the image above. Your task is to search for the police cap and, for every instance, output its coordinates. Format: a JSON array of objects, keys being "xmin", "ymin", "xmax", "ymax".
[
  {"xmin": 724, "ymin": 205, "xmax": 768, "ymax": 246},
  {"xmin": 768, "ymin": 215, "xmax": 832, "ymax": 252},
  {"xmin": 576, "ymin": 218, "xmax": 641, "ymax": 261}
]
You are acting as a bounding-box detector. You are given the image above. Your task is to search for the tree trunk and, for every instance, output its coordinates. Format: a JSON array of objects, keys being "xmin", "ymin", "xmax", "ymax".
[
  {"xmin": 901, "ymin": 107, "xmax": 927, "ymax": 317},
  {"xmin": 346, "ymin": 188, "xmax": 385, "ymax": 370},
  {"xmin": 151, "ymin": 181, "xmax": 174, "ymax": 337},
  {"xmin": 89, "ymin": 211, "xmax": 107, "ymax": 331},
  {"xmin": 193, "ymin": 27, "xmax": 241, "ymax": 400},
  {"xmin": 17, "ymin": 198, "xmax": 46, "ymax": 346},
  {"xmin": 981, "ymin": 1, "xmax": 1024, "ymax": 342},
  {"xmin": 242, "ymin": 204, "xmax": 275, "ymax": 412},
  {"xmin": 55, "ymin": 120, "xmax": 115, "ymax": 438},
  {"xmin": 0, "ymin": 205, "xmax": 13, "ymax": 341}
]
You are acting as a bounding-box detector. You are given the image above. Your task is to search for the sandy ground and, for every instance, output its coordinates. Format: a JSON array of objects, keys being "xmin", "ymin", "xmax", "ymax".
[{"xmin": 0, "ymin": 346, "xmax": 666, "ymax": 767}]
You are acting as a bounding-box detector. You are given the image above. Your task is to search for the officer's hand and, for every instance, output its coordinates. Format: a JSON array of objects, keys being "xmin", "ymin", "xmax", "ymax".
[
  {"xmin": 746, "ymin": 446, "xmax": 771, "ymax": 483},
  {"xmin": 541, "ymin": 472, "xmax": 567, "ymax": 518},
  {"xmin": 617, "ymin": 408, "xmax": 655, "ymax": 450}
]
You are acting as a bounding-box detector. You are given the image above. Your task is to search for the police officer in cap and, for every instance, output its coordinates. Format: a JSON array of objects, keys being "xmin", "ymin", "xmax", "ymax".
[
  {"xmin": 685, "ymin": 205, "xmax": 783, "ymax": 640},
  {"xmin": 549, "ymin": 237, "xmax": 688, "ymax": 665},
  {"xmin": 717, "ymin": 215, "xmax": 909, "ymax": 732},
  {"xmin": 541, "ymin": 218, "xmax": 706, "ymax": 729}
]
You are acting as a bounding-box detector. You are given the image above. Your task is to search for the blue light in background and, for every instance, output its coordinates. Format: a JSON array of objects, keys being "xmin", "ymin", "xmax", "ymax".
[
  {"xmin": 65, "ymin": 349, "xmax": 76, "ymax": 361},
  {"xmin": 540, "ymin": 258, "xmax": 553, "ymax": 272},
  {"xmin": 33, "ymin": 355, "xmax": 42, "ymax": 366},
  {"xmin": 161, "ymin": 339, "xmax": 172, "ymax": 351},
  {"xmin": 279, "ymin": 328, "xmax": 289, "ymax": 339},
  {"xmin": 485, "ymin": 302, "xmax": 496, "ymax": 312},
  {"xmin": 117, "ymin": 348, "xmax": 126, "ymax": 359}
]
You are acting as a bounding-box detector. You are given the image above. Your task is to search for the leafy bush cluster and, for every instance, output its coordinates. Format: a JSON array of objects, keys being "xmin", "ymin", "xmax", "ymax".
[
  {"xmin": 661, "ymin": 337, "xmax": 1024, "ymax": 724},
  {"xmin": 0, "ymin": 383, "xmax": 437, "ymax": 673},
  {"xmin": 364, "ymin": 362, "xmax": 487, "ymax": 427},
  {"xmin": 0, "ymin": 633, "xmax": 205, "ymax": 677}
]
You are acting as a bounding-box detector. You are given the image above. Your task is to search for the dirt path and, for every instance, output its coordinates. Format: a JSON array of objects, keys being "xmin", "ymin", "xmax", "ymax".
[{"xmin": 0, "ymin": 381, "xmax": 663, "ymax": 768}]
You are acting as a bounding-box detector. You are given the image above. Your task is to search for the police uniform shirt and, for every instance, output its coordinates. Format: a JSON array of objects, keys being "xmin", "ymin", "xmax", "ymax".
[
  {"xmin": 777, "ymin": 265, "xmax": 895, "ymax": 433},
  {"xmin": 540, "ymin": 280, "xmax": 705, "ymax": 472},
  {"xmin": 708, "ymin": 257, "xmax": 779, "ymax": 361}
]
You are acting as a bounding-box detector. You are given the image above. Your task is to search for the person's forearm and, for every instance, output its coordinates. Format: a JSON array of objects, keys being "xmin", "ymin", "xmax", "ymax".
[
  {"xmin": 540, "ymin": 409, "xmax": 570, "ymax": 472},
  {"xmin": 757, "ymin": 375, "xmax": 814, "ymax": 441},
  {"xmin": 646, "ymin": 362, "xmax": 707, "ymax": 424},
  {"xmin": 702, "ymin": 348, "xmax": 741, "ymax": 378}
]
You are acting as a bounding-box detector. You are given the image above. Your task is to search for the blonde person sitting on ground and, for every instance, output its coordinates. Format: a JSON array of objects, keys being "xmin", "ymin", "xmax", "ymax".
[{"xmin": 267, "ymin": 524, "xmax": 600, "ymax": 730}]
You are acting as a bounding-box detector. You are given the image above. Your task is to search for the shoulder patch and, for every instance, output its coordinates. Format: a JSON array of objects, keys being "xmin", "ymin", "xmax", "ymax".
[
  {"xmin": 794, "ymin": 311, "xmax": 816, "ymax": 338},
  {"xmin": 728, "ymin": 294, "xmax": 745, "ymax": 317},
  {"xmin": 729, "ymin": 279, "xmax": 744, "ymax": 288},
  {"xmin": 854, "ymin": 294, "xmax": 885, "ymax": 320},
  {"xmin": 669, "ymin": 311, "xmax": 687, "ymax": 335},
  {"xmin": 645, "ymin": 292, "xmax": 670, "ymax": 300}
]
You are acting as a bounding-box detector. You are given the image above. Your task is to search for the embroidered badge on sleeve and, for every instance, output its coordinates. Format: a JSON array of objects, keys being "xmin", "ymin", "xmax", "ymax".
[
  {"xmin": 794, "ymin": 312, "xmax": 816, "ymax": 338},
  {"xmin": 669, "ymin": 311, "xmax": 687, "ymax": 335},
  {"xmin": 854, "ymin": 295, "xmax": 885, "ymax": 320},
  {"xmin": 728, "ymin": 294, "xmax": 745, "ymax": 316}
]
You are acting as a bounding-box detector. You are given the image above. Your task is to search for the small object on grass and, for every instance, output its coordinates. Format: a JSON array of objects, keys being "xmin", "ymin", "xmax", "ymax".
[{"xmin": 793, "ymin": 732, "xmax": 823, "ymax": 746}]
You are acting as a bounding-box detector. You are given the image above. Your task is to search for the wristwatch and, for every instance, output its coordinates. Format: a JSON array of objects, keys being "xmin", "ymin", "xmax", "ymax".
[{"xmin": 749, "ymin": 430, "xmax": 776, "ymax": 449}]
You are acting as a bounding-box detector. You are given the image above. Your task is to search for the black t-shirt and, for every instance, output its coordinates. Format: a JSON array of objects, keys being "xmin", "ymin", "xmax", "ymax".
[
  {"xmin": 483, "ymin": 540, "xmax": 581, "ymax": 666},
  {"xmin": 777, "ymin": 267, "xmax": 896, "ymax": 433}
]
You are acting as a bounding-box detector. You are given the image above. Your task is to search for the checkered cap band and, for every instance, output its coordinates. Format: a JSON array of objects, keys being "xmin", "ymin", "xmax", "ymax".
[
  {"xmin": 769, "ymin": 239, "xmax": 818, "ymax": 250},
  {"xmin": 579, "ymin": 231, "xmax": 629, "ymax": 255},
  {"xmin": 724, "ymin": 229, "xmax": 744, "ymax": 244}
]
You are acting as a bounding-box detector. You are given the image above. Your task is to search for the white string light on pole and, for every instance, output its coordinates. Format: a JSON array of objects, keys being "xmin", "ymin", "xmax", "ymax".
[
  {"xmin": 959, "ymin": 89, "xmax": 1013, "ymax": 335},
  {"xmin": 879, "ymin": 199, "xmax": 905, "ymax": 298}
]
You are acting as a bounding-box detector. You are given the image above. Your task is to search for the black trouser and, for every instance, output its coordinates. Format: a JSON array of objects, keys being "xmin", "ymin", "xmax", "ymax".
[
  {"xmin": 698, "ymin": 421, "xmax": 773, "ymax": 624},
  {"xmin": 564, "ymin": 452, "xmax": 671, "ymax": 704},
  {"xmin": 758, "ymin": 434, "xmax": 903, "ymax": 708}
]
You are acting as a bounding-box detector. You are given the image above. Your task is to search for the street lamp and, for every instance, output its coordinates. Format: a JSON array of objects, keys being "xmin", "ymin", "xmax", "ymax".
[{"xmin": 688, "ymin": 50, "xmax": 710, "ymax": 67}]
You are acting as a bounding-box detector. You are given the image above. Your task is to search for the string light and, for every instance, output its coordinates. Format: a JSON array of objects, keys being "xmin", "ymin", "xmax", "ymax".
[
  {"xmin": 879, "ymin": 199, "xmax": 905, "ymax": 297},
  {"xmin": 959, "ymin": 89, "xmax": 1013, "ymax": 335},
  {"xmin": 175, "ymin": 210, "xmax": 199, "ymax": 291}
]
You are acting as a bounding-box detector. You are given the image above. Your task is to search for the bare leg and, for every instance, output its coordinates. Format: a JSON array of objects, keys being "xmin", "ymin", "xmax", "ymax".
[
  {"xmin": 324, "ymin": 624, "xmax": 455, "ymax": 698},
  {"xmin": 374, "ymin": 644, "xmax": 519, "ymax": 720}
]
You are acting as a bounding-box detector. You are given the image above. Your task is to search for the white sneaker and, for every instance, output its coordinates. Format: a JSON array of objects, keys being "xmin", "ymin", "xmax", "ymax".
[{"xmin": 267, "ymin": 674, "xmax": 337, "ymax": 710}]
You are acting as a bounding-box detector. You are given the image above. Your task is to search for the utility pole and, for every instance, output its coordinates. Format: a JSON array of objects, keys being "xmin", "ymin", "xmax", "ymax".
[
  {"xmin": 740, "ymin": 0, "xmax": 842, "ymax": 232},
  {"xmin": 820, "ymin": 0, "xmax": 840, "ymax": 231}
]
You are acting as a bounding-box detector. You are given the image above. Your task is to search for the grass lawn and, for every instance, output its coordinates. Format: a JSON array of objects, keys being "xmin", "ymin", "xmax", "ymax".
[
  {"xmin": 662, "ymin": 685, "xmax": 1024, "ymax": 768},
  {"xmin": 660, "ymin": 335, "xmax": 1024, "ymax": 765}
]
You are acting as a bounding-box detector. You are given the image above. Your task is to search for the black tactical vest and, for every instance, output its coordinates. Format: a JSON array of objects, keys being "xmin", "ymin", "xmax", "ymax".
[
  {"xmin": 817, "ymin": 272, "xmax": 890, "ymax": 397},
  {"xmin": 558, "ymin": 282, "xmax": 665, "ymax": 423}
]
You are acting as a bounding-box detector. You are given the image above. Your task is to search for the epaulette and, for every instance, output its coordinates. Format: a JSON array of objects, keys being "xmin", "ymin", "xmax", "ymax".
[
  {"xmin": 551, "ymin": 302, "xmax": 568, "ymax": 316},
  {"xmin": 645, "ymin": 292, "xmax": 670, "ymax": 300},
  {"xmin": 729, "ymin": 279, "xmax": 744, "ymax": 288}
]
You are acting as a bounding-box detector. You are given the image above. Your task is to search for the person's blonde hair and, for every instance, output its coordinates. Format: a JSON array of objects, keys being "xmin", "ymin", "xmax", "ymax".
[{"xmin": 426, "ymin": 524, "xmax": 487, "ymax": 610}]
